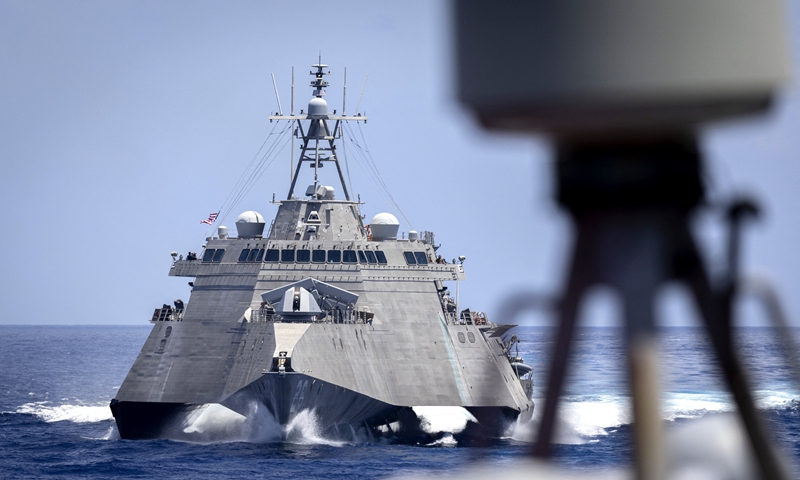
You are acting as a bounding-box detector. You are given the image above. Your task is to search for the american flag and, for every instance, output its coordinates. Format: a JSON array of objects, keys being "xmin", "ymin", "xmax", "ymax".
[{"xmin": 200, "ymin": 212, "xmax": 219, "ymax": 225}]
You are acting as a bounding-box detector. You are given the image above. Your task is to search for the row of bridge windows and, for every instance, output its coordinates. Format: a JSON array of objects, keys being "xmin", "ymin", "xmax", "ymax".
[
  {"xmin": 201, "ymin": 247, "xmax": 431, "ymax": 266},
  {"xmin": 238, "ymin": 248, "xmax": 389, "ymax": 265}
]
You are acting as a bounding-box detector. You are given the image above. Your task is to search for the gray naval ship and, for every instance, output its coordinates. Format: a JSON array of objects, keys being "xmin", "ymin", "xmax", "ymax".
[{"xmin": 110, "ymin": 63, "xmax": 534, "ymax": 440}]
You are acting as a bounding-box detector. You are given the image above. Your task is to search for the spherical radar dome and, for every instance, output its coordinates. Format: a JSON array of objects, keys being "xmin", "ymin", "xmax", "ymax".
[
  {"xmin": 308, "ymin": 97, "xmax": 328, "ymax": 116},
  {"xmin": 370, "ymin": 212, "xmax": 399, "ymax": 225},
  {"xmin": 236, "ymin": 211, "xmax": 265, "ymax": 238},
  {"xmin": 369, "ymin": 212, "xmax": 399, "ymax": 241}
]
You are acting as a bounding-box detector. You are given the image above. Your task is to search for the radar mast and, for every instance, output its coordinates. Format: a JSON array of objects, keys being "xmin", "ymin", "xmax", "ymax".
[{"xmin": 269, "ymin": 61, "xmax": 368, "ymax": 201}]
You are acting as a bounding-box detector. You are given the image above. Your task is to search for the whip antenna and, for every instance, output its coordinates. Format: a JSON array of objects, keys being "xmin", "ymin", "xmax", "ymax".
[
  {"xmin": 342, "ymin": 67, "xmax": 347, "ymax": 115},
  {"xmin": 355, "ymin": 74, "xmax": 368, "ymax": 114},
  {"xmin": 271, "ymin": 72, "xmax": 283, "ymax": 115},
  {"xmin": 290, "ymin": 66, "xmax": 295, "ymax": 181}
]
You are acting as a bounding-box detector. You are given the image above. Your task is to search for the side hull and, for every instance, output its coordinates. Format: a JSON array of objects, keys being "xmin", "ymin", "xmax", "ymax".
[{"xmin": 109, "ymin": 399, "xmax": 196, "ymax": 440}]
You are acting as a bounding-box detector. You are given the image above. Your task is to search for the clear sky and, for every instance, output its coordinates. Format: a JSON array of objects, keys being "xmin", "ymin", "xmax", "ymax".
[{"xmin": 2, "ymin": 1, "xmax": 799, "ymax": 327}]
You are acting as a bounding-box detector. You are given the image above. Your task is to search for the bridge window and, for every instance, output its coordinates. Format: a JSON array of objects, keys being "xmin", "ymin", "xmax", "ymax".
[
  {"xmin": 203, "ymin": 249, "xmax": 225, "ymax": 262},
  {"xmin": 246, "ymin": 248, "xmax": 260, "ymax": 262},
  {"xmin": 343, "ymin": 251, "xmax": 357, "ymax": 263},
  {"xmin": 296, "ymin": 249, "xmax": 311, "ymax": 263},
  {"xmin": 238, "ymin": 249, "xmax": 250, "ymax": 262},
  {"xmin": 312, "ymin": 250, "xmax": 326, "ymax": 263},
  {"xmin": 265, "ymin": 249, "xmax": 280, "ymax": 262},
  {"xmin": 327, "ymin": 250, "xmax": 341, "ymax": 263},
  {"xmin": 375, "ymin": 251, "xmax": 388, "ymax": 264},
  {"xmin": 281, "ymin": 249, "xmax": 295, "ymax": 262},
  {"xmin": 403, "ymin": 252, "xmax": 416, "ymax": 265},
  {"xmin": 365, "ymin": 251, "xmax": 377, "ymax": 264},
  {"xmin": 414, "ymin": 252, "xmax": 428, "ymax": 265},
  {"xmin": 358, "ymin": 251, "xmax": 367, "ymax": 263},
  {"xmin": 255, "ymin": 249, "xmax": 264, "ymax": 262}
]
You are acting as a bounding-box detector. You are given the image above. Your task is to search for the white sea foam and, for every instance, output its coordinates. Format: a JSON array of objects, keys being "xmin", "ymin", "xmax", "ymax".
[
  {"xmin": 81, "ymin": 425, "xmax": 119, "ymax": 441},
  {"xmin": 664, "ymin": 389, "xmax": 799, "ymax": 420},
  {"xmin": 241, "ymin": 401, "xmax": 283, "ymax": 443},
  {"xmin": 15, "ymin": 388, "xmax": 794, "ymax": 449},
  {"xmin": 663, "ymin": 392, "xmax": 734, "ymax": 421},
  {"xmin": 508, "ymin": 388, "xmax": 797, "ymax": 445},
  {"xmin": 506, "ymin": 396, "xmax": 630, "ymax": 445},
  {"xmin": 175, "ymin": 403, "xmax": 345, "ymax": 445},
  {"xmin": 182, "ymin": 403, "xmax": 249, "ymax": 437},
  {"xmin": 104, "ymin": 425, "xmax": 120, "ymax": 440},
  {"xmin": 754, "ymin": 390, "xmax": 797, "ymax": 410},
  {"xmin": 16, "ymin": 402, "xmax": 113, "ymax": 423},
  {"xmin": 412, "ymin": 406, "xmax": 477, "ymax": 435},
  {"xmin": 173, "ymin": 402, "xmax": 280, "ymax": 443},
  {"xmin": 180, "ymin": 404, "xmax": 478, "ymax": 445},
  {"xmin": 425, "ymin": 433, "xmax": 458, "ymax": 447},
  {"xmin": 558, "ymin": 396, "xmax": 631, "ymax": 439},
  {"xmin": 284, "ymin": 409, "xmax": 345, "ymax": 446}
]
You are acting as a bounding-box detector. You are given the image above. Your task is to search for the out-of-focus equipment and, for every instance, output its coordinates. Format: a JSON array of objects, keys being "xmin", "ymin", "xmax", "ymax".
[{"xmin": 455, "ymin": 1, "xmax": 793, "ymax": 479}]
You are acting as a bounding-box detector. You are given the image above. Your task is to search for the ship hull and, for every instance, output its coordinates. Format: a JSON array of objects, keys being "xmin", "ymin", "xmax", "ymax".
[
  {"xmin": 110, "ymin": 371, "xmax": 530, "ymax": 441},
  {"xmin": 223, "ymin": 372, "xmax": 398, "ymax": 434}
]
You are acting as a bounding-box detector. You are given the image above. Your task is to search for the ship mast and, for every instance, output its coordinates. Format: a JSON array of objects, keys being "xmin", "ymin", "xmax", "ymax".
[{"xmin": 269, "ymin": 62, "xmax": 368, "ymax": 201}]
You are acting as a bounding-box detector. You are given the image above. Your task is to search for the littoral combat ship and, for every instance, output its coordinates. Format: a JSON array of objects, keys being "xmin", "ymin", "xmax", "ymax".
[{"xmin": 111, "ymin": 63, "xmax": 534, "ymax": 440}]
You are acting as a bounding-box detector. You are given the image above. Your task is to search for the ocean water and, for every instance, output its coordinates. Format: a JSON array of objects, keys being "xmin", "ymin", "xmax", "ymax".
[{"xmin": 1, "ymin": 325, "xmax": 798, "ymax": 478}]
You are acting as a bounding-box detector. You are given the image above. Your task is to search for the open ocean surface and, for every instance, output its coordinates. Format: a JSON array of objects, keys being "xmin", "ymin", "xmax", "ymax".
[{"xmin": 1, "ymin": 325, "xmax": 799, "ymax": 479}]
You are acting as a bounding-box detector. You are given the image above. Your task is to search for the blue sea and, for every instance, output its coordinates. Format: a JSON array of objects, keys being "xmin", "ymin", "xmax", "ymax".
[{"xmin": 1, "ymin": 326, "xmax": 798, "ymax": 478}]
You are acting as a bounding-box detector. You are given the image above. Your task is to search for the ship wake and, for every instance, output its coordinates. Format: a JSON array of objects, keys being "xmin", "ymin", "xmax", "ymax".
[
  {"xmin": 504, "ymin": 391, "xmax": 799, "ymax": 445},
  {"xmin": 15, "ymin": 401, "xmax": 114, "ymax": 424}
]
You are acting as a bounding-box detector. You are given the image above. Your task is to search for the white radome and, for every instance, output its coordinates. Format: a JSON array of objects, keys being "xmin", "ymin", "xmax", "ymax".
[
  {"xmin": 236, "ymin": 211, "xmax": 265, "ymax": 238},
  {"xmin": 370, "ymin": 212, "xmax": 399, "ymax": 226},
  {"xmin": 370, "ymin": 212, "xmax": 400, "ymax": 241},
  {"xmin": 236, "ymin": 211, "xmax": 264, "ymax": 224}
]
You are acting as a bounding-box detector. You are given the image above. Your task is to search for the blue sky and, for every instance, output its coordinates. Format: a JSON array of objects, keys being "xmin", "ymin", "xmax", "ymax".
[{"xmin": 2, "ymin": 1, "xmax": 799, "ymax": 327}]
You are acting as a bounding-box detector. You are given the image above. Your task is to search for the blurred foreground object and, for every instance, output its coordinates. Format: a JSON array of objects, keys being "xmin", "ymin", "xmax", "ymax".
[
  {"xmin": 456, "ymin": 0, "xmax": 790, "ymax": 134},
  {"xmin": 455, "ymin": 1, "xmax": 793, "ymax": 479}
]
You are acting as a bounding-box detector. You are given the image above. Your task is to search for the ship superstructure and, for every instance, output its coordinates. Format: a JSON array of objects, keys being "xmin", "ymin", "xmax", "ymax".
[{"xmin": 110, "ymin": 63, "xmax": 534, "ymax": 440}]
